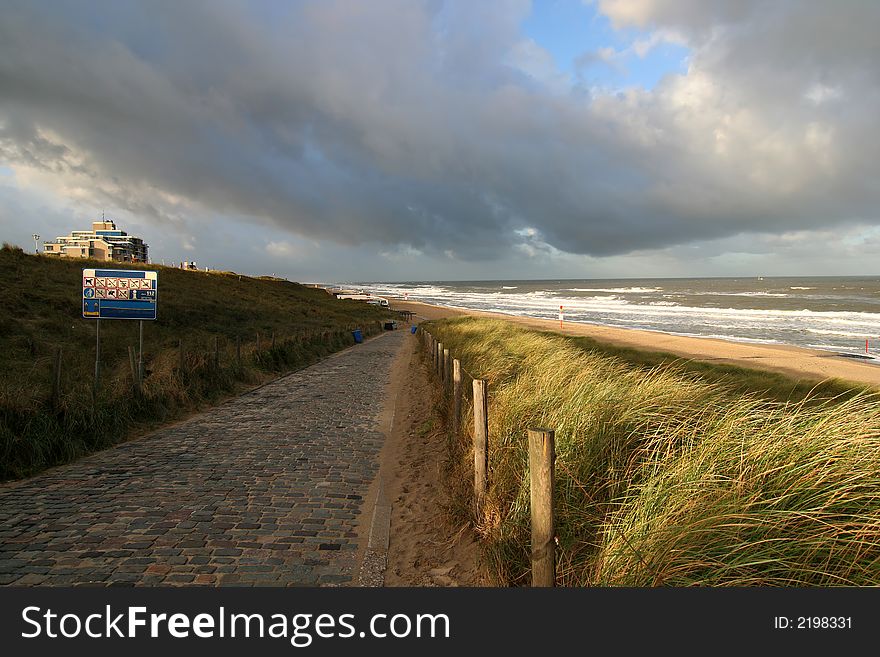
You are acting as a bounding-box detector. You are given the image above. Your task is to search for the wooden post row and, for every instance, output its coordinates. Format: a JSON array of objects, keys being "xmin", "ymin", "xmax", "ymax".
[
  {"xmin": 528, "ymin": 428, "xmax": 556, "ymax": 587},
  {"xmin": 472, "ymin": 379, "xmax": 488, "ymax": 515},
  {"xmin": 443, "ymin": 348, "xmax": 450, "ymax": 389}
]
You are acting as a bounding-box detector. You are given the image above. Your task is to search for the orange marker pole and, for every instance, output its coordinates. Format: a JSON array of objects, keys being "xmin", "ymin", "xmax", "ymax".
[{"xmin": 559, "ymin": 305, "xmax": 564, "ymax": 330}]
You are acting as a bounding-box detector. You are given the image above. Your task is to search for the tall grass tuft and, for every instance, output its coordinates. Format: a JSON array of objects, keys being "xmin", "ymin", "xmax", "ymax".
[{"xmin": 427, "ymin": 316, "xmax": 880, "ymax": 586}]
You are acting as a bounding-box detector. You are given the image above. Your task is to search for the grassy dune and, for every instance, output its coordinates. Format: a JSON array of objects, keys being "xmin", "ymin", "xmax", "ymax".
[
  {"xmin": 0, "ymin": 245, "xmax": 389, "ymax": 480},
  {"xmin": 425, "ymin": 316, "xmax": 880, "ymax": 586}
]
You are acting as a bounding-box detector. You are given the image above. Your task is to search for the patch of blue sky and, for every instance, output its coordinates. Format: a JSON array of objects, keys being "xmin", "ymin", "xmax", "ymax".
[
  {"xmin": 0, "ymin": 166, "xmax": 14, "ymax": 177},
  {"xmin": 520, "ymin": 0, "xmax": 689, "ymax": 91}
]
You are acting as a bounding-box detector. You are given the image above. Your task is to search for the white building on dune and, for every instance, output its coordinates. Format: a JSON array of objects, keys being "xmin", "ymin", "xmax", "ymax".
[{"xmin": 43, "ymin": 219, "xmax": 149, "ymax": 263}]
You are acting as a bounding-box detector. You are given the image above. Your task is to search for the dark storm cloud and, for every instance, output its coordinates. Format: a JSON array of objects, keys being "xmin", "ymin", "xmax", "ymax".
[{"xmin": 1, "ymin": 0, "xmax": 879, "ymax": 261}]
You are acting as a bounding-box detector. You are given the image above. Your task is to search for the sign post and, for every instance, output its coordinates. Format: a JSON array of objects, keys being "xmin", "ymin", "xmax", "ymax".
[
  {"xmin": 94, "ymin": 319, "xmax": 100, "ymax": 398},
  {"xmin": 83, "ymin": 269, "xmax": 158, "ymax": 394},
  {"xmin": 559, "ymin": 305, "xmax": 564, "ymax": 329},
  {"xmin": 138, "ymin": 320, "xmax": 144, "ymax": 383}
]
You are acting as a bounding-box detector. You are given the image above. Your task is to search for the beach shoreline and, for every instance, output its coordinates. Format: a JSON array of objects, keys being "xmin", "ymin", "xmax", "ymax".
[{"xmin": 392, "ymin": 300, "xmax": 880, "ymax": 388}]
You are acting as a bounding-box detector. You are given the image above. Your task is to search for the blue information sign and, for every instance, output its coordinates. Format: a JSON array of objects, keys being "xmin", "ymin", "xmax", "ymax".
[{"xmin": 82, "ymin": 269, "xmax": 158, "ymax": 320}]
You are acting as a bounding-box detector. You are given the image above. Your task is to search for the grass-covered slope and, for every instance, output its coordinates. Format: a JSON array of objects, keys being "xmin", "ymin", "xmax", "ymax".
[
  {"xmin": 0, "ymin": 245, "xmax": 389, "ymax": 480},
  {"xmin": 425, "ymin": 316, "xmax": 880, "ymax": 586}
]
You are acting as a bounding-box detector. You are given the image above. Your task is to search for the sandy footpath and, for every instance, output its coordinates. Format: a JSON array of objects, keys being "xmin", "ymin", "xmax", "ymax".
[
  {"xmin": 392, "ymin": 300, "xmax": 880, "ymax": 388},
  {"xmin": 375, "ymin": 329, "xmax": 482, "ymax": 586}
]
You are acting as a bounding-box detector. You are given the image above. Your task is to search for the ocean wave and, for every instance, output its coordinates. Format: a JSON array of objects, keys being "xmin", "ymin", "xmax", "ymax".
[
  {"xmin": 670, "ymin": 332, "xmax": 784, "ymax": 345},
  {"xmin": 806, "ymin": 328, "xmax": 877, "ymax": 338},
  {"xmin": 502, "ymin": 286, "xmax": 518, "ymax": 289},
  {"xmin": 790, "ymin": 286, "xmax": 816, "ymax": 290},
  {"xmin": 565, "ymin": 287, "xmax": 661, "ymax": 293},
  {"xmin": 714, "ymin": 291, "xmax": 790, "ymax": 297}
]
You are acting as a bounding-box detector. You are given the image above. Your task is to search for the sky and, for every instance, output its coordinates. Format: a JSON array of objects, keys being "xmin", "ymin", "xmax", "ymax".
[{"xmin": 1, "ymin": 0, "xmax": 879, "ymax": 282}]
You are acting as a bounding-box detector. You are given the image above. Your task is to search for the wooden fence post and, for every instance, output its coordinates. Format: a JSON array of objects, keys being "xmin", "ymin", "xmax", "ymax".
[
  {"xmin": 472, "ymin": 379, "xmax": 489, "ymax": 514},
  {"xmin": 256, "ymin": 332, "xmax": 261, "ymax": 352},
  {"xmin": 452, "ymin": 358, "xmax": 462, "ymax": 436},
  {"xmin": 528, "ymin": 428, "xmax": 556, "ymax": 587},
  {"xmin": 443, "ymin": 348, "xmax": 450, "ymax": 390},
  {"xmin": 128, "ymin": 346, "xmax": 142, "ymax": 395},
  {"xmin": 437, "ymin": 342, "xmax": 444, "ymax": 378},
  {"xmin": 51, "ymin": 346, "xmax": 62, "ymax": 410}
]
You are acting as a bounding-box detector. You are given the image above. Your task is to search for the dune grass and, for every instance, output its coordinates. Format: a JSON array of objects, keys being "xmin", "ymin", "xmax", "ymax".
[
  {"xmin": 0, "ymin": 245, "xmax": 390, "ymax": 480},
  {"xmin": 424, "ymin": 316, "xmax": 880, "ymax": 586}
]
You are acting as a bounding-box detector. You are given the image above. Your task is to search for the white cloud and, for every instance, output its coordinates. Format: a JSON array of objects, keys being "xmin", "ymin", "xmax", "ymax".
[
  {"xmin": 265, "ymin": 240, "xmax": 298, "ymax": 257},
  {"xmin": 804, "ymin": 82, "xmax": 842, "ymax": 105},
  {"xmin": 379, "ymin": 244, "xmax": 423, "ymax": 261},
  {"xmin": 506, "ymin": 38, "xmax": 571, "ymax": 92}
]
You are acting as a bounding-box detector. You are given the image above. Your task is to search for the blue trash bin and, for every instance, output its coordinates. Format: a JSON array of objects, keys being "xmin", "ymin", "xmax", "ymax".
[
  {"xmin": 410, "ymin": 325, "xmax": 417, "ymax": 334},
  {"xmin": 352, "ymin": 329, "xmax": 363, "ymax": 343}
]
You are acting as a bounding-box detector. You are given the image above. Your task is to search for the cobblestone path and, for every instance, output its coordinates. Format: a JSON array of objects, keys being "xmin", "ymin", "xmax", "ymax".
[{"xmin": 0, "ymin": 331, "xmax": 406, "ymax": 586}]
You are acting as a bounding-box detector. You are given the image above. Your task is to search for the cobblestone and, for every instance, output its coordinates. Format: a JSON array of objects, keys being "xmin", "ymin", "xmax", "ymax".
[{"xmin": 0, "ymin": 331, "xmax": 404, "ymax": 586}]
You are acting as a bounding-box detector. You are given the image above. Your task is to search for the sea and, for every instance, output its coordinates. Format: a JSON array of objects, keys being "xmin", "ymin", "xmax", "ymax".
[{"xmin": 342, "ymin": 277, "xmax": 880, "ymax": 360}]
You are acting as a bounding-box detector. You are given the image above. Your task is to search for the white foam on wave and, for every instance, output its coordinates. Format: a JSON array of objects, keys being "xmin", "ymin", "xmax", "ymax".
[
  {"xmin": 566, "ymin": 287, "xmax": 661, "ymax": 293},
  {"xmin": 715, "ymin": 291, "xmax": 790, "ymax": 297},
  {"xmin": 806, "ymin": 327, "xmax": 877, "ymax": 339},
  {"xmin": 670, "ymin": 332, "xmax": 785, "ymax": 345}
]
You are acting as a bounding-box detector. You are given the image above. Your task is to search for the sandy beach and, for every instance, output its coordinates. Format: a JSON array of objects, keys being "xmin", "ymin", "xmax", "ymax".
[{"xmin": 392, "ymin": 300, "xmax": 880, "ymax": 389}]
